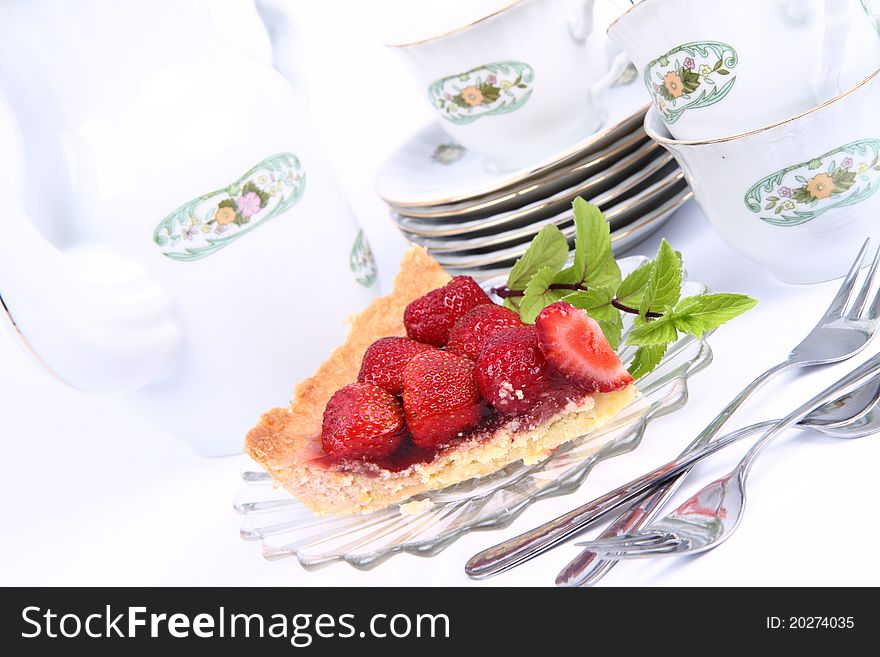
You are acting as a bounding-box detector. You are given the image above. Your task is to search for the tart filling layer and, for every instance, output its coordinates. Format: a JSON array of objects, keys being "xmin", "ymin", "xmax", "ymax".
[{"xmin": 245, "ymin": 246, "xmax": 636, "ymax": 515}]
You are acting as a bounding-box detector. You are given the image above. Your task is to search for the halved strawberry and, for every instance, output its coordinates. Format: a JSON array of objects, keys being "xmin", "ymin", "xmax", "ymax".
[
  {"xmin": 535, "ymin": 301, "xmax": 633, "ymax": 392},
  {"xmin": 475, "ymin": 325, "xmax": 554, "ymax": 415},
  {"xmin": 321, "ymin": 382, "xmax": 404, "ymax": 460},
  {"xmin": 447, "ymin": 304, "xmax": 524, "ymax": 361},
  {"xmin": 358, "ymin": 337, "xmax": 436, "ymax": 394},
  {"xmin": 402, "ymin": 350, "xmax": 482, "ymax": 448},
  {"xmin": 403, "ymin": 276, "xmax": 492, "ymax": 346}
]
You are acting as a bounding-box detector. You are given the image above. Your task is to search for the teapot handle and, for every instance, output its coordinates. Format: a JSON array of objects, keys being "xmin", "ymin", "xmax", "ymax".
[
  {"xmin": 254, "ymin": 0, "xmax": 308, "ymax": 100},
  {"xmin": 0, "ymin": 180, "xmax": 182, "ymax": 392}
]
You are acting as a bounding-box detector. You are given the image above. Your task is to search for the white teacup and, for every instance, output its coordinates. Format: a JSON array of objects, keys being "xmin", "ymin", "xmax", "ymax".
[
  {"xmin": 386, "ymin": 0, "xmax": 630, "ymax": 171},
  {"xmin": 644, "ymin": 66, "xmax": 880, "ymax": 284},
  {"xmin": 610, "ymin": 0, "xmax": 880, "ymax": 141}
]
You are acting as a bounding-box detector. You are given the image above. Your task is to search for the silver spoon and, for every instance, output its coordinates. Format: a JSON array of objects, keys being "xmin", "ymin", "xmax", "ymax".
[{"xmin": 573, "ymin": 370, "xmax": 880, "ymax": 562}]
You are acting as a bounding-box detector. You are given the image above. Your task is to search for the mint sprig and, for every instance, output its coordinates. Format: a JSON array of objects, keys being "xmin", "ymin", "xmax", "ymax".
[
  {"xmin": 491, "ymin": 199, "xmax": 757, "ymax": 379},
  {"xmin": 504, "ymin": 225, "xmax": 569, "ymax": 312}
]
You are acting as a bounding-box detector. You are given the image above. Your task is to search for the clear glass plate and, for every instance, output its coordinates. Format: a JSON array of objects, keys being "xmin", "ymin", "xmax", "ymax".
[{"xmin": 234, "ymin": 257, "xmax": 712, "ymax": 570}]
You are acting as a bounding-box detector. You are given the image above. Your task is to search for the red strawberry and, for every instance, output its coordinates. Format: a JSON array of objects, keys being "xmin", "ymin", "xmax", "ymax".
[
  {"xmin": 447, "ymin": 304, "xmax": 524, "ymax": 361},
  {"xmin": 321, "ymin": 382, "xmax": 404, "ymax": 460},
  {"xmin": 357, "ymin": 337, "xmax": 435, "ymax": 394},
  {"xmin": 535, "ymin": 301, "xmax": 634, "ymax": 392},
  {"xmin": 475, "ymin": 325, "xmax": 555, "ymax": 415},
  {"xmin": 403, "ymin": 276, "xmax": 492, "ymax": 346},
  {"xmin": 402, "ymin": 350, "xmax": 482, "ymax": 448}
]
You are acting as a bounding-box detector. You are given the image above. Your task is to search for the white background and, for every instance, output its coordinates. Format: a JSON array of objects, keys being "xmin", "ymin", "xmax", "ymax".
[{"xmin": 2, "ymin": 0, "xmax": 879, "ymax": 587}]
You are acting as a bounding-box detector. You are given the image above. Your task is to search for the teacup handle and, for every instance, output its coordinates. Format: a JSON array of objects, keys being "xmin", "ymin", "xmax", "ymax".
[
  {"xmin": 590, "ymin": 50, "xmax": 632, "ymax": 101},
  {"xmin": 570, "ymin": 0, "xmax": 634, "ymax": 41},
  {"xmin": 810, "ymin": 0, "xmax": 852, "ymax": 103},
  {"xmin": 570, "ymin": 0, "xmax": 633, "ymax": 101}
]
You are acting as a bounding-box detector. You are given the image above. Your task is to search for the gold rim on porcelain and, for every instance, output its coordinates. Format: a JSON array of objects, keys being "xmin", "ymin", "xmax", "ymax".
[
  {"xmin": 385, "ymin": 0, "xmax": 526, "ymax": 48},
  {"xmin": 394, "ymin": 141, "xmax": 663, "ymax": 236},
  {"xmin": 409, "ymin": 157, "xmax": 678, "ymax": 251},
  {"xmin": 0, "ymin": 292, "xmax": 66, "ymax": 384},
  {"xmin": 400, "ymin": 136, "xmax": 661, "ymax": 220},
  {"xmin": 431, "ymin": 175, "xmax": 688, "ymax": 267},
  {"xmin": 392, "ymin": 134, "xmax": 658, "ymax": 236},
  {"xmin": 440, "ymin": 187, "xmax": 693, "ymax": 274},
  {"xmin": 644, "ymin": 66, "xmax": 880, "ymax": 146},
  {"xmin": 382, "ymin": 106, "xmax": 649, "ymax": 208}
]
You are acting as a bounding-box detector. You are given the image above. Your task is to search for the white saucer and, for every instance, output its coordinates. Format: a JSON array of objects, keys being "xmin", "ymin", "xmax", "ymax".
[
  {"xmin": 394, "ymin": 129, "xmax": 656, "ymax": 221},
  {"xmin": 376, "ymin": 80, "xmax": 650, "ymax": 209},
  {"xmin": 394, "ymin": 149, "xmax": 674, "ymax": 239},
  {"xmin": 426, "ymin": 171, "xmax": 687, "ymax": 265},
  {"xmin": 405, "ymin": 161, "xmax": 681, "ymax": 252},
  {"xmin": 438, "ymin": 193, "xmax": 694, "ymax": 280}
]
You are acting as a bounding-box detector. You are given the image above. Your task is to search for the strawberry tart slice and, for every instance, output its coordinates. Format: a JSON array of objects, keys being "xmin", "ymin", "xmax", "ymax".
[{"xmin": 245, "ymin": 247, "xmax": 636, "ymax": 516}]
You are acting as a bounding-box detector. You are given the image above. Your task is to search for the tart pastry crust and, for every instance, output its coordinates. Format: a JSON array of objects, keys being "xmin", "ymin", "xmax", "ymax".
[{"xmin": 245, "ymin": 246, "xmax": 636, "ymax": 515}]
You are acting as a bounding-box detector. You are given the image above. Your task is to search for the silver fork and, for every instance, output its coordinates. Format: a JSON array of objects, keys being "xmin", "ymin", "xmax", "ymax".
[
  {"xmin": 466, "ymin": 239, "xmax": 880, "ymax": 581},
  {"xmin": 575, "ymin": 354, "xmax": 880, "ymax": 560},
  {"xmin": 556, "ymin": 239, "xmax": 880, "ymax": 586}
]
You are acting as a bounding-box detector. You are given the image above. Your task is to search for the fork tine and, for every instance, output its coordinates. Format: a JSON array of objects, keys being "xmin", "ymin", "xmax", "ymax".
[
  {"xmin": 595, "ymin": 542, "xmax": 685, "ymax": 559},
  {"xmin": 580, "ymin": 536, "xmax": 685, "ymax": 559},
  {"xmin": 825, "ymin": 239, "xmax": 870, "ymax": 317},
  {"xmin": 574, "ymin": 530, "xmax": 673, "ymax": 550},
  {"xmin": 849, "ymin": 243, "xmax": 880, "ymax": 317},
  {"xmin": 863, "ymin": 251, "xmax": 880, "ymax": 320}
]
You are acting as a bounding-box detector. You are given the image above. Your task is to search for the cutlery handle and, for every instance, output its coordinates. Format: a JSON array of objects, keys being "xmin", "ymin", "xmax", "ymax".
[
  {"xmin": 559, "ymin": 353, "xmax": 880, "ymax": 584},
  {"xmin": 553, "ymin": 362, "xmax": 791, "ymax": 585},
  {"xmin": 466, "ymin": 360, "xmax": 790, "ymax": 579},
  {"xmin": 556, "ymin": 421, "xmax": 774, "ymax": 586},
  {"xmin": 464, "ymin": 428, "xmax": 753, "ymax": 579}
]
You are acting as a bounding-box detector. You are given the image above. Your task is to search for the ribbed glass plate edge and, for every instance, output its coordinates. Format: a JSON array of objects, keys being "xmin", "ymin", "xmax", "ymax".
[{"xmin": 234, "ymin": 257, "xmax": 712, "ymax": 571}]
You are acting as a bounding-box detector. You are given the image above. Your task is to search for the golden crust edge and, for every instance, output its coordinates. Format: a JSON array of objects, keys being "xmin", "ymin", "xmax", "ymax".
[
  {"xmin": 267, "ymin": 385, "xmax": 637, "ymax": 516},
  {"xmin": 243, "ymin": 244, "xmax": 639, "ymax": 516},
  {"xmin": 244, "ymin": 246, "xmax": 451, "ymax": 470}
]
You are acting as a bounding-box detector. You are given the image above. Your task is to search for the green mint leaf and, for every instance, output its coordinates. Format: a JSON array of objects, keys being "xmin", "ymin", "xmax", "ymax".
[
  {"xmin": 598, "ymin": 312, "xmax": 623, "ymax": 350},
  {"xmin": 554, "ymin": 199, "xmax": 619, "ymax": 289},
  {"xmin": 639, "ymin": 239, "xmax": 682, "ymax": 316},
  {"xmin": 560, "ymin": 287, "xmax": 614, "ymax": 314},
  {"xmin": 506, "ymin": 225, "xmax": 569, "ymax": 290},
  {"xmin": 616, "ymin": 261, "xmax": 652, "ymax": 306},
  {"xmin": 573, "ymin": 197, "xmax": 603, "ymax": 282},
  {"xmin": 590, "ymin": 253, "xmax": 622, "ymax": 291},
  {"xmin": 519, "ymin": 266, "xmax": 566, "ymax": 323},
  {"xmin": 503, "ymin": 296, "xmax": 522, "ymax": 313},
  {"xmin": 673, "ymin": 293, "xmax": 758, "ymax": 337},
  {"xmin": 625, "ymin": 314, "xmax": 678, "ymax": 346},
  {"xmin": 628, "ymin": 343, "xmax": 668, "ymax": 380}
]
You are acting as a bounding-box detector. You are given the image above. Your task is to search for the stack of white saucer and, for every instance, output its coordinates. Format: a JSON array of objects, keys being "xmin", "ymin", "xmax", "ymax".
[{"xmin": 377, "ymin": 80, "xmax": 691, "ymax": 281}]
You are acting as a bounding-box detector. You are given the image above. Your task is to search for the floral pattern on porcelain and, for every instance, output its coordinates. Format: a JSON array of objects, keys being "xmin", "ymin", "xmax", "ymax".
[
  {"xmin": 428, "ymin": 61, "xmax": 534, "ymax": 125},
  {"xmin": 154, "ymin": 153, "xmax": 305, "ymax": 261},
  {"xmin": 431, "ymin": 142, "xmax": 466, "ymax": 165},
  {"xmin": 644, "ymin": 41, "xmax": 738, "ymax": 124},
  {"xmin": 744, "ymin": 139, "xmax": 880, "ymax": 227},
  {"xmin": 350, "ymin": 229, "xmax": 377, "ymax": 288}
]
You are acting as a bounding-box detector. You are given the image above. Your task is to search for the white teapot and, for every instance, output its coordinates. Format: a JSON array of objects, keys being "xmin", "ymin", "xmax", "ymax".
[{"xmin": 0, "ymin": 0, "xmax": 378, "ymax": 455}]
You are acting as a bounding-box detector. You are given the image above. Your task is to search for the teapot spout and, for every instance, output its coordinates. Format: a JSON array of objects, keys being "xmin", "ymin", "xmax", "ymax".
[{"xmin": 0, "ymin": 191, "xmax": 181, "ymax": 392}]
